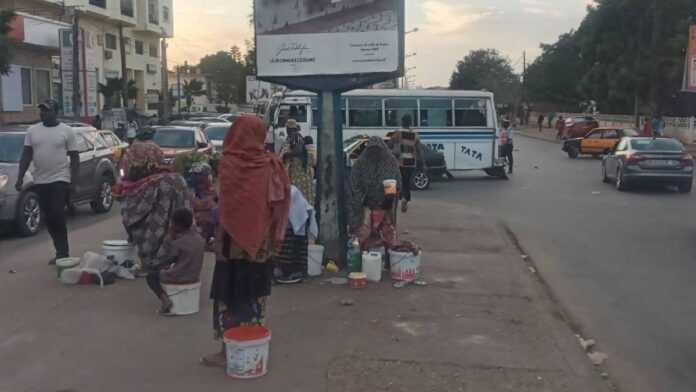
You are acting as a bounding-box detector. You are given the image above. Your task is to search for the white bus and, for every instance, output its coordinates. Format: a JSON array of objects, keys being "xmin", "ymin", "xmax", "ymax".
[{"xmin": 261, "ymin": 89, "xmax": 506, "ymax": 176}]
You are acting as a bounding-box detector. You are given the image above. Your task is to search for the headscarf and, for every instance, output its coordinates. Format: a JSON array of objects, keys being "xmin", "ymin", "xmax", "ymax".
[
  {"xmin": 123, "ymin": 140, "xmax": 164, "ymax": 182},
  {"xmin": 219, "ymin": 116, "xmax": 291, "ymax": 257},
  {"xmin": 350, "ymin": 137, "xmax": 402, "ymax": 227}
]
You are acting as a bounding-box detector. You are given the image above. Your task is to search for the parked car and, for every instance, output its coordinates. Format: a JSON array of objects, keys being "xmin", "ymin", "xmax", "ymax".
[
  {"xmin": 217, "ymin": 113, "xmax": 241, "ymax": 123},
  {"xmin": 204, "ymin": 123, "xmax": 232, "ymax": 154},
  {"xmin": 563, "ymin": 116, "xmax": 600, "ymax": 139},
  {"xmin": 344, "ymin": 136, "xmax": 448, "ymax": 190},
  {"xmin": 602, "ymin": 137, "xmax": 693, "ymax": 193},
  {"xmin": 99, "ymin": 130, "xmax": 129, "ymax": 161},
  {"xmin": 150, "ymin": 126, "xmax": 214, "ymax": 167},
  {"xmin": 563, "ymin": 128, "xmax": 639, "ymax": 158},
  {"xmin": 0, "ymin": 129, "xmax": 117, "ymax": 236}
]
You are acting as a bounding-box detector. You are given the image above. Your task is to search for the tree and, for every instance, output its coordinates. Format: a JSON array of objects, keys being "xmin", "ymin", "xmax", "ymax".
[
  {"xmin": 450, "ymin": 49, "xmax": 520, "ymax": 105},
  {"xmin": 244, "ymin": 39, "xmax": 256, "ymax": 75},
  {"xmin": 182, "ymin": 79, "xmax": 205, "ymax": 112},
  {"xmin": 98, "ymin": 78, "xmax": 124, "ymax": 110},
  {"xmin": 199, "ymin": 51, "xmax": 246, "ymax": 109},
  {"xmin": 0, "ymin": 11, "xmax": 16, "ymax": 75}
]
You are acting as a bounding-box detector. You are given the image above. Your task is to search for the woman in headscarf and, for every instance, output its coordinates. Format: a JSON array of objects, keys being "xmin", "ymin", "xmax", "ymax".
[
  {"xmin": 279, "ymin": 119, "xmax": 315, "ymax": 203},
  {"xmin": 350, "ymin": 137, "xmax": 402, "ymax": 251},
  {"xmin": 119, "ymin": 127, "xmax": 191, "ymax": 273},
  {"xmin": 201, "ymin": 116, "xmax": 291, "ymax": 368}
]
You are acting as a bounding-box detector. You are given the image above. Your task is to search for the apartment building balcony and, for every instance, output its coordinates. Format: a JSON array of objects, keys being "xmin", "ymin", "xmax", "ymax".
[{"xmin": 63, "ymin": 0, "xmax": 138, "ymax": 27}]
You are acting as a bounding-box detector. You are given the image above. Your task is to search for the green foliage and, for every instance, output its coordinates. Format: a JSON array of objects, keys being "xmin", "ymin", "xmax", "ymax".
[
  {"xmin": 0, "ymin": 11, "xmax": 17, "ymax": 75},
  {"xmin": 449, "ymin": 49, "xmax": 521, "ymax": 105},
  {"xmin": 199, "ymin": 50, "xmax": 246, "ymax": 109},
  {"xmin": 182, "ymin": 79, "xmax": 205, "ymax": 111},
  {"xmin": 174, "ymin": 152, "xmax": 209, "ymax": 176},
  {"xmin": 527, "ymin": 0, "xmax": 696, "ymax": 113}
]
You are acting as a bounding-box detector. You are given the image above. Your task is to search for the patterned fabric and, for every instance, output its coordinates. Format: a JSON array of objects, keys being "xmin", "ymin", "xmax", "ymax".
[
  {"xmin": 280, "ymin": 138, "xmax": 315, "ymax": 203},
  {"xmin": 122, "ymin": 141, "xmax": 164, "ymax": 182},
  {"xmin": 350, "ymin": 137, "xmax": 402, "ymax": 228},
  {"xmin": 274, "ymin": 225, "xmax": 308, "ymax": 267},
  {"xmin": 389, "ymin": 130, "xmax": 421, "ymax": 168},
  {"xmin": 357, "ymin": 207, "xmax": 397, "ymax": 251},
  {"xmin": 121, "ymin": 173, "xmax": 190, "ymax": 270}
]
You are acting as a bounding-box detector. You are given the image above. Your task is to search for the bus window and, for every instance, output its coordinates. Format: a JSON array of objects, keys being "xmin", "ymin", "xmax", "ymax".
[
  {"xmin": 277, "ymin": 104, "xmax": 308, "ymax": 127},
  {"xmin": 348, "ymin": 98, "xmax": 382, "ymax": 127},
  {"xmin": 419, "ymin": 99, "xmax": 452, "ymax": 127},
  {"xmin": 385, "ymin": 98, "xmax": 418, "ymax": 127},
  {"xmin": 454, "ymin": 99, "xmax": 488, "ymax": 127}
]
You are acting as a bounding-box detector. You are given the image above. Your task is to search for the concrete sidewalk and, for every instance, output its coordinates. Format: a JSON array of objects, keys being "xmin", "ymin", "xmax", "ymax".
[
  {"xmin": 0, "ymin": 201, "xmax": 610, "ymax": 392},
  {"xmin": 516, "ymin": 126, "xmax": 562, "ymax": 143}
]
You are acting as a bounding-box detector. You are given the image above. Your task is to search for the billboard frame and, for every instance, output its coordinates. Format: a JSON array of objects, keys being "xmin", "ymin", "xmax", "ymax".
[{"xmin": 253, "ymin": 0, "xmax": 405, "ymax": 94}]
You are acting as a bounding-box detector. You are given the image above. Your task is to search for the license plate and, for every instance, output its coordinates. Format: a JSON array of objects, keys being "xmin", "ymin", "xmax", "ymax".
[{"xmin": 643, "ymin": 159, "xmax": 679, "ymax": 167}]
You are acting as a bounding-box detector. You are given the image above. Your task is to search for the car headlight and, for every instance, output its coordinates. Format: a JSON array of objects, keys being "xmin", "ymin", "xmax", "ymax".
[{"xmin": 0, "ymin": 174, "xmax": 8, "ymax": 191}]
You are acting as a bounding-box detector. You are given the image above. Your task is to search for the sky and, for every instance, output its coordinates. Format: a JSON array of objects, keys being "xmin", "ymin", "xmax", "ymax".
[{"xmin": 169, "ymin": 0, "xmax": 594, "ymax": 87}]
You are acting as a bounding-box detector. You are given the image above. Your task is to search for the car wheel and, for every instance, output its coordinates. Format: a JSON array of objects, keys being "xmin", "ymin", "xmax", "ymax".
[
  {"xmin": 91, "ymin": 176, "xmax": 114, "ymax": 213},
  {"xmin": 411, "ymin": 170, "xmax": 431, "ymax": 191},
  {"xmin": 16, "ymin": 191, "xmax": 42, "ymax": 237},
  {"xmin": 567, "ymin": 146, "xmax": 579, "ymax": 159},
  {"xmin": 616, "ymin": 168, "xmax": 628, "ymax": 191},
  {"xmin": 678, "ymin": 181, "xmax": 692, "ymax": 194}
]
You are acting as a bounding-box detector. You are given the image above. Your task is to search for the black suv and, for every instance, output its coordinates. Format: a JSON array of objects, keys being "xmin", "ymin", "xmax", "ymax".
[{"xmin": 0, "ymin": 127, "xmax": 118, "ymax": 236}]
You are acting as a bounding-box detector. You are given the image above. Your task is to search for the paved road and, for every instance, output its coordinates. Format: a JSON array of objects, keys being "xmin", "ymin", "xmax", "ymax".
[{"xmin": 424, "ymin": 135, "xmax": 696, "ymax": 392}]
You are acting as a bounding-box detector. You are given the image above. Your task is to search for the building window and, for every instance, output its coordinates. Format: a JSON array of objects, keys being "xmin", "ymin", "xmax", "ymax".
[
  {"xmin": 20, "ymin": 68, "xmax": 32, "ymax": 105},
  {"xmin": 135, "ymin": 40, "xmax": 144, "ymax": 55},
  {"xmin": 89, "ymin": 0, "xmax": 107, "ymax": 8},
  {"xmin": 149, "ymin": 43, "xmax": 158, "ymax": 58},
  {"xmin": 148, "ymin": 0, "xmax": 160, "ymax": 25},
  {"xmin": 121, "ymin": 0, "xmax": 134, "ymax": 17},
  {"xmin": 35, "ymin": 70, "xmax": 51, "ymax": 104},
  {"xmin": 123, "ymin": 37, "xmax": 132, "ymax": 54},
  {"xmin": 163, "ymin": 6, "xmax": 170, "ymax": 23},
  {"xmin": 105, "ymin": 33, "xmax": 117, "ymax": 50}
]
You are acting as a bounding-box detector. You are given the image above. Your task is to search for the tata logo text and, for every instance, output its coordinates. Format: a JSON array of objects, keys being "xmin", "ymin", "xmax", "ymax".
[
  {"xmin": 426, "ymin": 143, "xmax": 445, "ymax": 151},
  {"xmin": 461, "ymin": 145, "xmax": 484, "ymax": 161}
]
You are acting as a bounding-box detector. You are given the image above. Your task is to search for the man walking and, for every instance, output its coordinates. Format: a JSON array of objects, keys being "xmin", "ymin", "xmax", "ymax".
[
  {"xmin": 389, "ymin": 114, "xmax": 423, "ymax": 213},
  {"xmin": 16, "ymin": 100, "xmax": 79, "ymax": 264}
]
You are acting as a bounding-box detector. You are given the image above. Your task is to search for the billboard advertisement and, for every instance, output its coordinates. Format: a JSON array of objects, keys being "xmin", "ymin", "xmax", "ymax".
[
  {"xmin": 246, "ymin": 75, "xmax": 286, "ymax": 103},
  {"xmin": 60, "ymin": 28, "xmax": 98, "ymax": 117},
  {"xmin": 254, "ymin": 0, "xmax": 403, "ymax": 77},
  {"xmin": 685, "ymin": 25, "xmax": 696, "ymax": 92}
]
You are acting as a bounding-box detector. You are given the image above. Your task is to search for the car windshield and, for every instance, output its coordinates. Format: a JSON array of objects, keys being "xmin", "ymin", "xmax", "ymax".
[
  {"xmin": 205, "ymin": 126, "xmax": 229, "ymax": 141},
  {"xmin": 631, "ymin": 139, "xmax": 683, "ymax": 151},
  {"xmin": 0, "ymin": 134, "xmax": 24, "ymax": 163},
  {"xmin": 153, "ymin": 129, "xmax": 195, "ymax": 148}
]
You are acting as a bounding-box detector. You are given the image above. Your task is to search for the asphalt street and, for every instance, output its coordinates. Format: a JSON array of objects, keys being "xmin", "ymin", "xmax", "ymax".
[
  {"xmin": 426, "ymin": 135, "xmax": 696, "ymax": 392},
  {"xmin": 1, "ymin": 134, "xmax": 694, "ymax": 392}
]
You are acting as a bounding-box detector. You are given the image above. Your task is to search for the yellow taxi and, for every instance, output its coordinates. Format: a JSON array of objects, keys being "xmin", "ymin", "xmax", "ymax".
[{"xmin": 562, "ymin": 128, "xmax": 639, "ymax": 158}]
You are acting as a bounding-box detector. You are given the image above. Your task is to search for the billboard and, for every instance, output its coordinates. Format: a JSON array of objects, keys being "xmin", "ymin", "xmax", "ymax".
[
  {"xmin": 254, "ymin": 0, "xmax": 403, "ymax": 78},
  {"xmin": 246, "ymin": 75, "xmax": 287, "ymax": 103},
  {"xmin": 60, "ymin": 29, "xmax": 98, "ymax": 117},
  {"xmin": 685, "ymin": 25, "xmax": 696, "ymax": 92}
]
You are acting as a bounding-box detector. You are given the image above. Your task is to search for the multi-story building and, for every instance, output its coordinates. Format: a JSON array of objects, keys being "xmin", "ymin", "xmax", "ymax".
[
  {"xmin": 167, "ymin": 65, "xmax": 218, "ymax": 114},
  {"xmin": 0, "ymin": 0, "xmax": 173, "ymax": 124}
]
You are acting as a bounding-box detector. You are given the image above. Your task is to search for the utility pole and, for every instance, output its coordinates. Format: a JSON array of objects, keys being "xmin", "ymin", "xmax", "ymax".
[
  {"xmin": 176, "ymin": 65, "xmax": 181, "ymax": 115},
  {"xmin": 71, "ymin": 9, "xmax": 81, "ymax": 120},
  {"xmin": 118, "ymin": 24, "xmax": 128, "ymax": 109},
  {"xmin": 160, "ymin": 35, "xmax": 170, "ymax": 121}
]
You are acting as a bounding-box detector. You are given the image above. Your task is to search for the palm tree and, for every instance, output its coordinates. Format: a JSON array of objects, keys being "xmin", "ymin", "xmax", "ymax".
[
  {"xmin": 0, "ymin": 11, "xmax": 17, "ymax": 75},
  {"xmin": 98, "ymin": 78, "xmax": 124, "ymax": 110}
]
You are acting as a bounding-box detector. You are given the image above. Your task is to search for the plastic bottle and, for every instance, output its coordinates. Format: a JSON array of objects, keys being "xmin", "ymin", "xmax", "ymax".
[{"xmin": 348, "ymin": 238, "xmax": 362, "ymax": 273}]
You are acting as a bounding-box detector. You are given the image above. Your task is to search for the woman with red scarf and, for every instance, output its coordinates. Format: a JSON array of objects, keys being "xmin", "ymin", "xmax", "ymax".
[{"xmin": 201, "ymin": 116, "xmax": 291, "ymax": 368}]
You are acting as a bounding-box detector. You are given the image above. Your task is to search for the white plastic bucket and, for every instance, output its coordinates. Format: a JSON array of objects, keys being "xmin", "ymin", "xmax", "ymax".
[
  {"xmin": 224, "ymin": 326, "xmax": 272, "ymax": 379},
  {"xmin": 307, "ymin": 244, "xmax": 325, "ymax": 277},
  {"xmin": 163, "ymin": 282, "xmax": 201, "ymax": 315},
  {"xmin": 389, "ymin": 250, "xmax": 421, "ymax": 282},
  {"xmin": 102, "ymin": 240, "xmax": 136, "ymax": 265},
  {"xmin": 60, "ymin": 268, "xmax": 83, "ymax": 285},
  {"xmin": 362, "ymin": 252, "xmax": 383, "ymax": 282}
]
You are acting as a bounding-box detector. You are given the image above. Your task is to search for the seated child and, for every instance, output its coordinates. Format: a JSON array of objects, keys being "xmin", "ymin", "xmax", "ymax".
[{"xmin": 146, "ymin": 208, "xmax": 205, "ymax": 315}]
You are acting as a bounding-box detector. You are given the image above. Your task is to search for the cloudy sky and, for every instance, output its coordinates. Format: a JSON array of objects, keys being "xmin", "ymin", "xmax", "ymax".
[{"xmin": 169, "ymin": 0, "xmax": 594, "ymax": 87}]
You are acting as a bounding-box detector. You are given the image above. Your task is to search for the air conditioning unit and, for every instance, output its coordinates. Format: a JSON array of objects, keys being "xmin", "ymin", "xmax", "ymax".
[
  {"xmin": 146, "ymin": 64, "xmax": 158, "ymax": 74},
  {"xmin": 104, "ymin": 50, "xmax": 113, "ymax": 60}
]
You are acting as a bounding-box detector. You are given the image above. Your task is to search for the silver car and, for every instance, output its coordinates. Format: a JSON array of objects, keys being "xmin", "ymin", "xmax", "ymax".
[{"xmin": 0, "ymin": 129, "xmax": 118, "ymax": 236}]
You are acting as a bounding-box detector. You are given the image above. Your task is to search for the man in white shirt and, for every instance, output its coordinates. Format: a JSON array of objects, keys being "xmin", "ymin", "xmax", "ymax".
[{"xmin": 15, "ymin": 100, "xmax": 80, "ymax": 264}]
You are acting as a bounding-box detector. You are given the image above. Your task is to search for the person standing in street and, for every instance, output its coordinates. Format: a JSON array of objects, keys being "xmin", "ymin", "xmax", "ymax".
[
  {"xmin": 652, "ymin": 114, "xmax": 665, "ymax": 137},
  {"xmin": 15, "ymin": 100, "xmax": 79, "ymax": 264},
  {"xmin": 389, "ymin": 114, "xmax": 423, "ymax": 213},
  {"xmin": 537, "ymin": 114, "xmax": 545, "ymax": 132},
  {"xmin": 555, "ymin": 115, "xmax": 565, "ymax": 139},
  {"xmin": 499, "ymin": 119, "xmax": 514, "ymax": 174}
]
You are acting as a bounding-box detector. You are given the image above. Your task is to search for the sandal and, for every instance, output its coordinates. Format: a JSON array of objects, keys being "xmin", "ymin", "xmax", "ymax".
[{"xmin": 200, "ymin": 351, "xmax": 226, "ymax": 368}]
